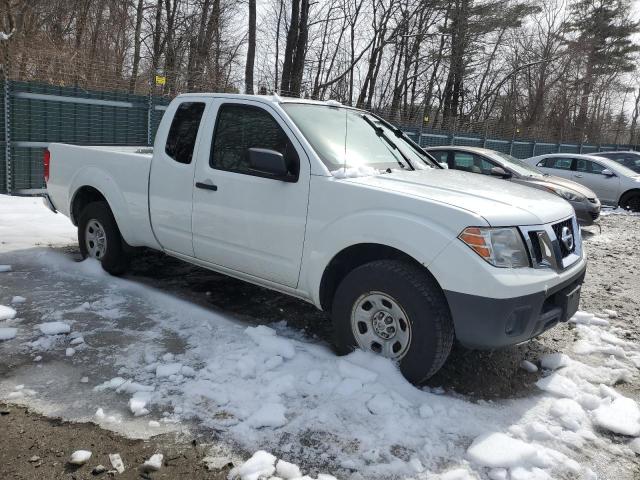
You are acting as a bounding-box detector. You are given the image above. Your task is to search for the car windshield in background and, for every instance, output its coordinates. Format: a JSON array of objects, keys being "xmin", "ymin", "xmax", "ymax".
[
  {"xmin": 282, "ymin": 103, "xmax": 433, "ymax": 172},
  {"xmin": 493, "ymin": 151, "xmax": 544, "ymax": 177},
  {"xmin": 594, "ymin": 157, "xmax": 640, "ymax": 177}
]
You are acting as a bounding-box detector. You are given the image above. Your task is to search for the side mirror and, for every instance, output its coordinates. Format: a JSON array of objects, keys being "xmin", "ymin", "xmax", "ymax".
[
  {"xmin": 601, "ymin": 169, "xmax": 615, "ymax": 177},
  {"xmin": 490, "ymin": 166, "xmax": 512, "ymax": 179},
  {"xmin": 248, "ymin": 148, "xmax": 292, "ymax": 180}
]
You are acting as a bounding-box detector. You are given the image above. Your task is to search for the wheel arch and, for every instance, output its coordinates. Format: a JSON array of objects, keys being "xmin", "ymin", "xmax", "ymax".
[
  {"xmin": 70, "ymin": 185, "xmax": 109, "ymax": 226},
  {"xmin": 619, "ymin": 188, "xmax": 640, "ymax": 208},
  {"xmin": 318, "ymin": 243, "xmax": 444, "ymax": 312}
]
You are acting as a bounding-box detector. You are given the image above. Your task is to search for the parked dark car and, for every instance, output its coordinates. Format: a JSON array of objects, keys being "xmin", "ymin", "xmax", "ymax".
[{"xmin": 426, "ymin": 146, "xmax": 601, "ymax": 225}]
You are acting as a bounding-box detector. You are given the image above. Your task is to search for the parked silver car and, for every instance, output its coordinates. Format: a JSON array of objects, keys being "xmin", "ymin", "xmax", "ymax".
[
  {"xmin": 594, "ymin": 151, "xmax": 640, "ymax": 174},
  {"xmin": 525, "ymin": 153, "xmax": 640, "ymax": 212},
  {"xmin": 425, "ymin": 146, "xmax": 601, "ymax": 225}
]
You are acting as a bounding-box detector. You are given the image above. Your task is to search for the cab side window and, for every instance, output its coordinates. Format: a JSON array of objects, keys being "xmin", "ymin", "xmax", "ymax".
[
  {"xmin": 210, "ymin": 104, "xmax": 299, "ymax": 178},
  {"xmin": 165, "ymin": 102, "xmax": 206, "ymax": 164},
  {"xmin": 451, "ymin": 152, "xmax": 494, "ymax": 175},
  {"xmin": 576, "ymin": 159, "xmax": 605, "ymax": 174},
  {"xmin": 547, "ymin": 157, "xmax": 573, "ymax": 170}
]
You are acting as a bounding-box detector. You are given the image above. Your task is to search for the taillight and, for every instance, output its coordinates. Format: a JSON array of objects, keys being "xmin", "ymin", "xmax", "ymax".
[{"xmin": 44, "ymin": 149, "xmax": 51, "ymax": 183}]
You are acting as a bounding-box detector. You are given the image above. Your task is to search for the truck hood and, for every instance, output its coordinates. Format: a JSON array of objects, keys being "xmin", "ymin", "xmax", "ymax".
[{"xmin": 343, "ymin": 169, "xmax": 573, "ymax": 226}]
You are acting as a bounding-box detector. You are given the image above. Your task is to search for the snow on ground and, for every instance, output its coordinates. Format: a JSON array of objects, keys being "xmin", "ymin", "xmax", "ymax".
[
  {"xmin": 1, "ymin": 195, "xmax": 640, "ymax": 479},
  {"xmin": 0, "ymin": 195, "xmax": 76, "ymax": 253}
]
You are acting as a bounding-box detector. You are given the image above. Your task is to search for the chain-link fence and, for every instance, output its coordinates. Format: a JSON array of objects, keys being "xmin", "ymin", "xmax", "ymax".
[{"xmin": 1, "ymin": 44, "xmax": 638, "ymax": 194}]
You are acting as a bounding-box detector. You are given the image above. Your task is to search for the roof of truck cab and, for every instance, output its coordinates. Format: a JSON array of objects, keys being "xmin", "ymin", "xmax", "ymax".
[{"xmin": 174, "ymin": 92, "xmax": 347, "ymax": 107}]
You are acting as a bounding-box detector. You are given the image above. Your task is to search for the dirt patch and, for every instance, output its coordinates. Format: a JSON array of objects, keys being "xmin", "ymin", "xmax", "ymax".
[{"xmin": 0, "ymin": 403, "xmax": 229, "ymax": 479}]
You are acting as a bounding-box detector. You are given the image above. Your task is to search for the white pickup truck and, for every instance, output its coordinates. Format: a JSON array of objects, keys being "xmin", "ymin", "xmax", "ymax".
[{"xmin": 44, "ymin": 94, "xmax": 587, "ymax": 383}]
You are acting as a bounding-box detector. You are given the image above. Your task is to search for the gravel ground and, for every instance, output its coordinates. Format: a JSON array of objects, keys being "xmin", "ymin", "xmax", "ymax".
[{"xmin": 0, "ymin": 212, "xmax": 639, "ymax": 478}]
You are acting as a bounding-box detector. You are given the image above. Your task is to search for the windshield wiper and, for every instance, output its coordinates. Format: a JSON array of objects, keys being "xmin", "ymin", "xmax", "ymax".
[
  {"xmin": 370, "ymin": 114, "xmax": 441, "ymax": 169},
  {"xmin": 361, "ymin": 115, "xmax": 415, "ymax": 171}
]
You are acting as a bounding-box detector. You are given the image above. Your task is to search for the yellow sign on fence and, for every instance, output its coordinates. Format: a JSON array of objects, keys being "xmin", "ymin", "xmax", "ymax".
[{"xmin": 155, "ymin": 75, "xmax": 166, "ymax": 86}]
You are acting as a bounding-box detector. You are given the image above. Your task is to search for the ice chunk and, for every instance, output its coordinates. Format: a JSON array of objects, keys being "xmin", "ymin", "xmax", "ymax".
[
  {"xmin": 11, "ymin": 296, "xmax": 26, "ymax": 304},
  {"xmin": 229, "ymin": 450, "xmax": 276, "ymax": 480},
  {"xmin": 69, "ymin": 450, "xmax": 92, "ymax": 465},
  {"xmin": 510, "ymin": 467, "xmax": 551, "ymax": 480},
  {"xmin": 540, "ymin": 353, "xmax": 570, "ymax": 370},
  {"xmin": 245, "ymin": 402, "xmax": 287, "ymax": 428},
  {"xmin": 181, "ymin": 365, "xmax": 196, "ymax": 377},
  {"xmin": 536, "ymin": 373, "xmax": 579, "ymax": 398},
  {"xmin": 148, "ymin": 420, "xmax": 160, "ymax": 428},
  {"xmin": 629, "ymin": 438, "xmax": 640, "ymax": 454},
  {"xmin": 0, "ymin": 305, "xmax": 16, "ymax": 321},
  {"xmin": 156, "ymin": 363, "xmax": 183, "ymax": 377},
  {"xmin": 95, "ymin": 408, "xmax": 105, "ymax": 419},
  {"xmin": 593, "ymin": 396, "xmax": 640, "ymax": 436},
  {"xmin": 488, "ymin": 469, "xmax": 508, "ymax": 480},
  {"xmin": 440, "ymin": 468, "xmax": 478, "ymax": 480},
  {"xmin": 0, "ymin": 327, "xmax": 17, "ymax": 341},
  {"xmin": 39, "ymin": 321, "xmax": 70, "ymax": 335},
  {"xmin": 142, "ymin": 453, "xmax": 163, "ymax": 472},
  {"xmin": 520, "ymin": 360, "xmax": 538, "ymax": 373},
  {"xmin": 366, "ymin": 394, "xmax": 394, "ymax": 415},
  {"xmin": 0, "ymin": 265, "xmax": 11, "ymax": 272},
  {"xmin": 570, "ymin": 311, "xmax": 609, "ymax": 326},
  {"xmin": 467, "ymin": 432, "xmax": 538, "ymax": 468},
  {"xmin": 549, "ymin": 398, "xmax": 588, "ymax": 431},
  {"xmin": 603, "ymin": 309, "xmax": 618, "ymax": 318},
  {"xmin": 109, "ymin": 453, "xmax": 125, "ymax": 473},
  {"xmin": 65, "ymin": 347, "xmax": 75, "ymax": 357},
  {"xmin": 245, "ymin": 326, "xmax": 295, "ymax": 359},
  {"xmin": 129, "ymin": 393, "xmax": 151, "ymax": 417},
  {"xmin": 275, "ymin": 459, "xmax": 302, "ymax": 479},
  {"xmin": 69, "ymin": 336, "xmax": 84, "ymax": 345},
  {"xmin": 80, "ymin": 376, "xmax": 89, "ymax": 383}
]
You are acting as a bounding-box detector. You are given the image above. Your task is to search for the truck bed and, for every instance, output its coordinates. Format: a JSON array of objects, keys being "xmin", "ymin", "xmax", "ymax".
[{"xmin": 46, "ymin": 143, "xmax": 159, "ymax": 249}]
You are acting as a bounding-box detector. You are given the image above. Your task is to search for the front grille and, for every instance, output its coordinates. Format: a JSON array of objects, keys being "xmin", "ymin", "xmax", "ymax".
[
  {"xmin": 590, "ymin": 211, "xmax": 600, "ymax": 220},
  {"xmin": 552, "ymin": 219, "xmax": 576, "ymax": 257}
]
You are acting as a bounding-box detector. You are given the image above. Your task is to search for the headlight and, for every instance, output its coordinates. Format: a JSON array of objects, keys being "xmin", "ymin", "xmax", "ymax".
[
  {"xmin": 459, "ymin": 227, "xmax": 530, "ymax": 268},
  {"xmin": 545, "ymin": 186, "xmax": 586, "ymax": 202}
]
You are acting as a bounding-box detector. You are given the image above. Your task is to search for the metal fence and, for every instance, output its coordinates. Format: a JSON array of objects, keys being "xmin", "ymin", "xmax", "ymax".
[{"xmin": 0, "ymin": 79, "xmax": 638, "ymax": 195}]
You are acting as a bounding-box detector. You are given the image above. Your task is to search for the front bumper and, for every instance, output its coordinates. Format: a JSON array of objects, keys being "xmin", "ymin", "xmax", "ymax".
[
  {"xmin": 571, "ymin": 199, "xmax": 600, "ymax": 226},
  {"xmin": 444, "ymin": 261, "xmax": 587, "ymax": 349}
]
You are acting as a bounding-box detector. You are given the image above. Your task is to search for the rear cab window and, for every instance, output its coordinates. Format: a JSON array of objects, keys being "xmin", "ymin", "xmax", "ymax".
[{"xmin": 165, "ymin": 102, "xmax": 206, "ymax": 164}]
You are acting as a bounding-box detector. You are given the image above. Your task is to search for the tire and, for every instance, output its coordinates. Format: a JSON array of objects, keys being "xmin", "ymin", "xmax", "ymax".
[
  {"xmin": 620, "ymin": 192, "xmax": 640, "ymax": 212},
  {"xmin": 77, "ymin": 201, "xmax": 129, "ymax": 275},
  {"xmin": 331, "ymin": 259, "xmax": 454, "ymax": 384}
]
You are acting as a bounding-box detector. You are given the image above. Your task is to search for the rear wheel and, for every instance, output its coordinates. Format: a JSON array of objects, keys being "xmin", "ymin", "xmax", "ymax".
[
  {"xmin": 78, "ymin": 201, "xmax": 129, "ymax": 275},
  {"xmin": 620, "ymin": 192, "xmax": 640, "ymax": 212},
  {"xmin": 331, "ymin": 259, "xmax": 454, "ymax": 384}
]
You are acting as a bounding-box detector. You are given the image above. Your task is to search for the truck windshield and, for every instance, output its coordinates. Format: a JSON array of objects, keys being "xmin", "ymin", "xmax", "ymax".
[{"xmin": 281, "ymin": 103, "xmax": 434, "ymax": 172}]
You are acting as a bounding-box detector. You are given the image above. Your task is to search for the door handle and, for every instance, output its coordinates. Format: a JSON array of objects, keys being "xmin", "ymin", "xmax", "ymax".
[
  {"xmin": 195, "ymin": 181, "xmax": 218, "ymax": 191},
  {"xmin": 573, "ymin": 174, "xmax": 583, "ymax": 178}
]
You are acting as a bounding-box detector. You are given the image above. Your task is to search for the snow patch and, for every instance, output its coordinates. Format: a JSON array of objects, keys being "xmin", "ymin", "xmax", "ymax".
[
  {"xmin": 331, "ymin": 165, "xmax": 380, "ymax": 179},
  {"xmin": 0, "ymin": 305, "xmax": 16, "ymax": 321},
  {"xmin": 38, "ymin": 321, "xmax": 70, "ymax": 335},
  {"xmin": 0, "ymin": 327, "xmax": 17, "ymax": 341}
]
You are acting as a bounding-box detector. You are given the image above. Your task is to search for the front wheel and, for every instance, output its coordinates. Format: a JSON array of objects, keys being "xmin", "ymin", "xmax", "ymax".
[
  {"xmin": 78, "ymin": 201, "xmax": 129, "ymax": 275},
  {"xmin": 331, "ymin": 259, "xmax": 454, "ymax": 384},
  {"xmin": 620, "ymin": 192, "xmax": 640, "ymax": 212}
]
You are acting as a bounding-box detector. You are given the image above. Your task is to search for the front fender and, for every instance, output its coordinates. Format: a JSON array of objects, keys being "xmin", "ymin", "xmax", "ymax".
[{"xmin": 301, "ymin": 208, "xmax": 461, "ymax": 308}]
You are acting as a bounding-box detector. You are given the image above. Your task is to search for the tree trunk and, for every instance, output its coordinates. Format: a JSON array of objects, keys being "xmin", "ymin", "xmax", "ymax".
[
  {"xmin": 280, "ymin": 0, "xmax": 300, "ymax": 94},
  {"xmin": 244, "ymin": 0, "xmax": 256, "ymax": 94},
  {"xmin": 129, "ymin": 0, "xmax": 145, "ymax": 93}
]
